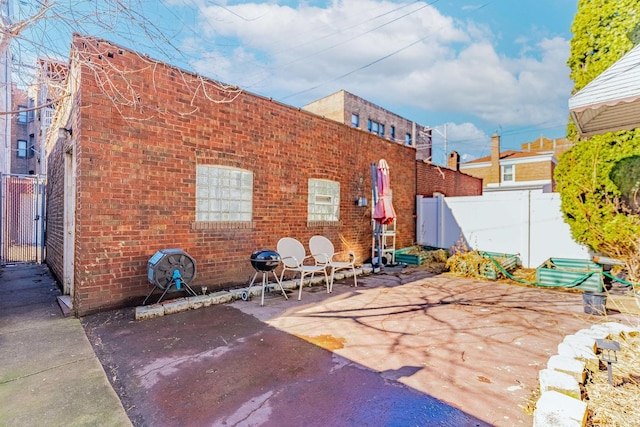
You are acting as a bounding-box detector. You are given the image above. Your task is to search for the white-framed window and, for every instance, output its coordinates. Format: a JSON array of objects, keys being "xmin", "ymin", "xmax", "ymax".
[
  {"xmin": 390, "ymin": 126, "xmax": 396, "ymax": 141},
  {"xmin": 405, "ymin": 133, "xmax": 412, "ymax": 145},
  {"xmin": 351, "ymin": 113, "xmax": 359, "ymax": 128},
  {"xmin": 17, "ymin": 140, "xmax": 27, "ymax": 158},
  {"xmin": 502, "ymin": 164, "xmax": 515, "ymax": 182},
  {"xmin": 41, "ymin": 106, "xmax": 54, "ymax": 129},
  {"xmin": 196, "ymin": 165, "xmax": 253, "ymax": 222},
  {"xmin": 308, "ymin": 179, "xmax": 340, "ymax": 222}
]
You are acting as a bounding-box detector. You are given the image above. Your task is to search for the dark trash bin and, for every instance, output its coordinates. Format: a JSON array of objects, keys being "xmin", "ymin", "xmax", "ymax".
[{"xmin": 583, "ymin": 291, "xmax": 607, "ymax": 315}]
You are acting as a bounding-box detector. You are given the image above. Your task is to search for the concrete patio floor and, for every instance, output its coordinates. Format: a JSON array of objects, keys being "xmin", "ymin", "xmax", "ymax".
[{"xmin": 82, "ymin": 268, "xmax": 632, "ymax": 426}]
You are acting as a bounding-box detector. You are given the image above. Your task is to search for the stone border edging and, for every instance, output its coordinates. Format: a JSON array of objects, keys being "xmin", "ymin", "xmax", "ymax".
[
  {"xmin": 135, "ymin": 266, "xmax": 372, "ymax": 320},
  {"xmin": 532, "ymin": 321, "xmax": 638, "ymax": 426}
]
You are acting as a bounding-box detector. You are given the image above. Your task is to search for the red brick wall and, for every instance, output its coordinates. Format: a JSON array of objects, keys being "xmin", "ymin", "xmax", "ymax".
[
  {"xmin": 46, "ymin": 35, "xmax": 418, "ymax": 315},
  {"xmin": 46, "ymin": 87, "xmax": 82, "ymax": 308},
  {"xmin": 416, "ymin": 162, "xmax": 482, "ymax": 197},
  {"xmin": 45, "ymin": 134, "xmax": 65, "ymax": 286}
]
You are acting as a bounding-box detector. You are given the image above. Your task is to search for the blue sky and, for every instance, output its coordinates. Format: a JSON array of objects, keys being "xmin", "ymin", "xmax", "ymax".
[{"xmin": 20, "ymin": 0, "xmax": 578, "ymax": 165}]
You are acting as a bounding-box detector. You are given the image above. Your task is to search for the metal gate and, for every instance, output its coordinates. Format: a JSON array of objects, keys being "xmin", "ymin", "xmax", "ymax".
[{"xmin": 0, "ymin": 174, "xmax": 46, "ymax": 264}]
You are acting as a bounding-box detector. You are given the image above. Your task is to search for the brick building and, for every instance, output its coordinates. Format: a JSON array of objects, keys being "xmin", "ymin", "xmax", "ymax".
[
  {"xmin": 459, "ymin": 134, "xmax": 574, "ymax": 192},
  {"xmin": 32, "ymin": 59, "xmax": 68, "ymax": 176},
  {"xmin": 8, "ymin": 60, "xmax": 65, "ymax": 177},
  {"xmin": 10, "ymin": 84, "xmax": 38, "ymax": 175},
  {"xmin": 45, "ymin": 35, "xmax": 481, "ymax": 316},
  {"xmin": 416, "ymin": 152, "xmax": 482, "ymax": 197},
  {"xmin": 520, "ymin": 135, "xmax": 574, "ymax": 156},
  {"xmin": 303, "ymin": 90, "xmax": 433, "ymax": 162}
]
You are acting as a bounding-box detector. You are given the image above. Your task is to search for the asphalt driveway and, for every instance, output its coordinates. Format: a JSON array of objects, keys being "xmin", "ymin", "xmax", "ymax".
[{"xmin": 82, "ymin": 269, "xmax": 617, "ymax": 426}]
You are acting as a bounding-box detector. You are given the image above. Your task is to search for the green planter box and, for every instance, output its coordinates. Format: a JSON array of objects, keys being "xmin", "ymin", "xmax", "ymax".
[
  {"xmin": 395, "ymin": 246, "xmax": 446, "ymax": 265},
  {"xmin": 536, "ymin": 258, "xmax": 603, "ymax": 292},
  {"xmin": 480, "ymin": 252, "xmax": 519, "ymax": 280}
]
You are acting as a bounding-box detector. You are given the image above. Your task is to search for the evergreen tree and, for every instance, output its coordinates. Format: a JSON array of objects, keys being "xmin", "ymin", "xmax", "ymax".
[
  {"xmin": 568, "ymin": 0, "xmax": 637, "ymax": 93},
  {"xmin": 556, "ymin": 0, "xmax": 640, "ymax": 281}
]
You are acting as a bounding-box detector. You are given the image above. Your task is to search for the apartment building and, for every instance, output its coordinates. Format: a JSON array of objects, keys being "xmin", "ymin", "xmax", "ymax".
[
  {"xmin": 31, "ymin": 59, "xmax": 67, "ymax": 176},
  {"xmin": 302, "ymin": 90, "xmax": 433, "ymax": 162},
  {"xmin": 10, "ymin": 84, "xmax": 37, "ymax": 175}
]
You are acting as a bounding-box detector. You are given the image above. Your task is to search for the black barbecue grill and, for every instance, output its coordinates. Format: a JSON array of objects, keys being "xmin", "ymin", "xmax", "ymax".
[
  {"xmin": 250, "ymin": 249, "xmax": 281, "ymax": 271},
  {"xmin": 247, "ymin": 249, "xmax": 288, "ymax": 305}
]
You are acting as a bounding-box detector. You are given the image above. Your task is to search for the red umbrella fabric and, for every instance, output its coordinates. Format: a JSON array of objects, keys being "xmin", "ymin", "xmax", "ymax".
[{"xmin": 373, "ymin": 159, "xmax": 396, "ymax": 225}]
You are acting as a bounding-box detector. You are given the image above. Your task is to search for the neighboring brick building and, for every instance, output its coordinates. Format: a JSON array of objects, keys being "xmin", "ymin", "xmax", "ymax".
[
  {"xmin": 31, "ymin": 59, "xmax": 68, "ymax": 176},
  {"xmin": 520, "ymin": 135, "xmax": 574, "ymax": 156},
  {"xmin": 8, "ymin": 60, "xmax": 65, "ymax": 177},
  {"xmin": 10, "ymin": 84, "xmax": 37, "ymax": 175},
  {"xmin": 459, "ymin": 134, "xmax": 573, "ymax": 192},
  {"xmin": 303, "ymin": 90, "xmax": 433, "ymax": 162},
  {"xmin": 416, "ymin": 152, "xmax": 482, "ymax": 197}
]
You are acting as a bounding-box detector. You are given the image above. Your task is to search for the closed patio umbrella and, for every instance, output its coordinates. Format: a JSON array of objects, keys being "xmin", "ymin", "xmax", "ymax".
[
  {"xmin": 373, "ymin": 159, "xmax": 396, "ymax": 225},
  {"xmin": 372, "ymin": 159, "xmax": 396, "ymax": 269}
]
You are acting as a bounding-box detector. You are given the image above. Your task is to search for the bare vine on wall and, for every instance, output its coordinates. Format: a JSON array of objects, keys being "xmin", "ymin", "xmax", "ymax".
[{"xmin": 1, "ymin": 0, "xmax": 241, "ymax": 118}]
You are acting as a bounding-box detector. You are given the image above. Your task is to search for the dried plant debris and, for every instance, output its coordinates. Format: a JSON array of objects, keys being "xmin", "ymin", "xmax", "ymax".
[
  {"xmin": 404, "ymin": 246, "xmax": 449, "ymax": 263},
  {"xmin": 445, "ymin": 250, "xmax": 506, "ymax": 279},
  {"xmin": 585, "ymin": 334, "xmax": 640, "ymax": 426}
]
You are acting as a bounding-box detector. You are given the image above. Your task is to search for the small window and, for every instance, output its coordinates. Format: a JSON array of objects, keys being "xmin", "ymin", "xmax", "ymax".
[
  {"xmin": 308, "ymin": 179, "xmax": 340, "ymax": 222},
  {"xmin": 17, "ymin": 107, "xmax": 27, "ymax": 123},
  {"xmin": 17, "ymin": 140, "xmax": 27, "ymax": 158},
  {"xmin": 28, "ymin": 134, "xmax": 35, "ymax": 158},
  {"xmin": 42, "ymin": 106, "xmax": 54, "ymax": 128},
  {"xmin": 368, "ymin": 119, "xmax": 384, "ymax": 137},
  {"xmin": 502, "ymin": 165, "xmax": 515, "ymax": 182},
  {"xmin": 196, "ymin": 165, "xmax": 253, "ymax": 222},
  {"xmin": 351, "ymin": 113, "xmax": 359, "ymax": 128},
  {"xmin": 27, "ymin": 99, "xmax": 35, "ymax": 122},
  {"xmin": 390, "ymin": 126, "xmax": 396, "ymax": 141},
  {"xmin": 405, "ymin": 133, "xmax": 412, "ymax": 146}
]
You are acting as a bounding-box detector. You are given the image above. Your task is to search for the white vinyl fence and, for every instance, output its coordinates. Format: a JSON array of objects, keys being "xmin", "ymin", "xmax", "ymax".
[{"xmin": 416, "ymin": 190, "xmax": 591, "ymax": 268}]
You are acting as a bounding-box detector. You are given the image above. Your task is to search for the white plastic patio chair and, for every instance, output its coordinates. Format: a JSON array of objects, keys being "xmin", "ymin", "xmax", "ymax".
[
  {"xmin": 277, "ymin": 237, "xmax": 329, "ymax": 300},
  {"xmin": 309, "ymin": 235, "xmax": 357, "ymax": 292}
]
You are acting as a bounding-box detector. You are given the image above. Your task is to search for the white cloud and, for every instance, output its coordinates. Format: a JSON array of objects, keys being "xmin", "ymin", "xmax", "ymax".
[{"xmin": 177, "ymin": 0, "xmax": 571, "ymax": 138}]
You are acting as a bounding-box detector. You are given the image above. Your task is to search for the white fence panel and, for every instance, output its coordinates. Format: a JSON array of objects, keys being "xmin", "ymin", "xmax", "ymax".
[
  {"xmin": 528, "ymin": 192, "xmax": 590, "ymax": 267},
  {"xmin": 416, "ymin": 191, "xmax": 590, "ymax": 268},
  {"xmin": 416, "ymin": 196, "xmax": 439, "ymax": 246}
]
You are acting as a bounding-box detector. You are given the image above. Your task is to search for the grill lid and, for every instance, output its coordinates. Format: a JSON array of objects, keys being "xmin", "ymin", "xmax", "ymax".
[{"xmin": 250, "ymin": 250, "xmax": 280, "ymax": 271}]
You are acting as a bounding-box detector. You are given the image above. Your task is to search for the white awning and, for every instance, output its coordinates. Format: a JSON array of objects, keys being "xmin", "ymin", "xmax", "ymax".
[{"xmin": 568, "ymin": 44, "xmax": 640, "ymax": 137}]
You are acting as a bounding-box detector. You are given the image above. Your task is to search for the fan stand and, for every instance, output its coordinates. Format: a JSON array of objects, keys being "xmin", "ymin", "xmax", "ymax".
[{"xmin": 143, "ymin": 269, "xmax": 198, "ymax": 305}]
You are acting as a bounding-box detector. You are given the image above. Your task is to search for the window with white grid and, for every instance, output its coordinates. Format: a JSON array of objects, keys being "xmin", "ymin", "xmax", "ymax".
[
  {"xmin": 501, "ymin": 164, "xmax": 515, "ymax": 182},
  {"xmin": 308, "ymin": 179, "xmax": 340, "ymax": 222},
  {"xmin": 196, "ymin": 165, "xmax": 253, "ymax": 222}
]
